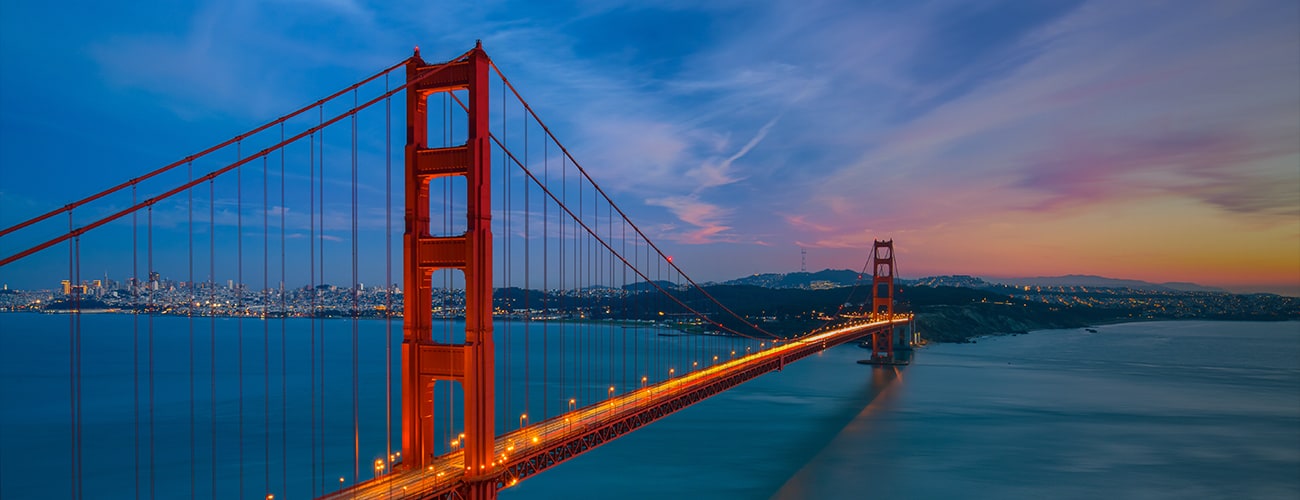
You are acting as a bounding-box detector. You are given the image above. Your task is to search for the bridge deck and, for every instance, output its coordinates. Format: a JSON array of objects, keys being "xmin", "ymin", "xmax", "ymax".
[{"xmin": 320, "ymin": 317, "xmax": 909, "ymax": 499}]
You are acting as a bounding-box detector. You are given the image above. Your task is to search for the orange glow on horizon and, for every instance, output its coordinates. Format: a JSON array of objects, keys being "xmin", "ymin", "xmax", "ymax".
[{"xmin": 861, "ymin": 196, "xmax": 1299, "ymax": 294}]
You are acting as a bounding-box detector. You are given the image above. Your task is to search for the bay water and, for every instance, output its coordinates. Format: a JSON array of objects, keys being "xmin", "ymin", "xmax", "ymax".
[{"xmin": 1, "ymin": 315, "xmax": 1296, "ymax": 499}]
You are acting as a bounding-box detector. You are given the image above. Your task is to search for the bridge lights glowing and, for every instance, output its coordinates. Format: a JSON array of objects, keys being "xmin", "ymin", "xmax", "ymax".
[
  {"xmin": 568, "ymin": 398, "xmax": 576, "ymax": 412},
  {"xmin": 519, "ymin": 413, "xmax": 528, "ymax": 428},
  {"xmin": 641, "ymin": 375, "xmax": 647, "ymax": 388}
]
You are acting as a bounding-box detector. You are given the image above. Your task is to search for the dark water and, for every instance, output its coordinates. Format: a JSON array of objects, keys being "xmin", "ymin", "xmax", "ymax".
[{"xmin": 2, "ymin": 317, "xmax": 1297, "ymax": 499}]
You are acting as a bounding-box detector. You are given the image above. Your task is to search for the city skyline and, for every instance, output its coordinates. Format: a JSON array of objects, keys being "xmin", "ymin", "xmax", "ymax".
[{"xmin": 2, "ymin": 1, "xmax": 1297, "ymax": 295}]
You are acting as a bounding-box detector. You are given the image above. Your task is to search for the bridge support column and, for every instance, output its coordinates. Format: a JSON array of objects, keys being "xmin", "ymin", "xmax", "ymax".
[
  {"xmin": 870, "ymin": 240, "xmax": 896, "ymax": 362},
  {"xmin": 401, "ymin": 42, "xmax": 496, "ymax": 499}
]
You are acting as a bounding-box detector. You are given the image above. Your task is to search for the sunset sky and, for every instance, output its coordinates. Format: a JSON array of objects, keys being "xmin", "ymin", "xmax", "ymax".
[{"xmin": 2, "ymin": 0, "xmax": 1297, "ymax": 294}]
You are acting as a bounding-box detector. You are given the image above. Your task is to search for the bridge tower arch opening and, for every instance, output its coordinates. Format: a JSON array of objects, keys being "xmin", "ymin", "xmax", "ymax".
[{"xmin": 400, "ymin": 42, "xmax": 497, "ymax": 498}]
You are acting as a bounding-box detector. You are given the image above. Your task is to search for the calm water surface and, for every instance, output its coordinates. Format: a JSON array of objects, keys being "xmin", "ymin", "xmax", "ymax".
[
  {"xmin": 2, "ymin": 317, "xmax": 1297, "ymax": 499},
  {"xmin": 509, "ymin": 320, "xmax": 1300, "ymax": 499}
]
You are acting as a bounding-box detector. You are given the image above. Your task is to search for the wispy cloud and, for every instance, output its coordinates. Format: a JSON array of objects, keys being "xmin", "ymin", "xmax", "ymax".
[
  {"xmin": 645, "ymin": 195, "xmax": 733, "ymax": 244},
  {"xmin": 811, "ymin": 0, "xmax": 1299, "ymax": 224}
]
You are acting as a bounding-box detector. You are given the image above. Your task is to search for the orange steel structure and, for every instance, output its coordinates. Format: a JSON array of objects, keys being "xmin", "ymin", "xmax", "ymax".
[
  {"xmin": 400, "ymin": 42, "xmax": 497, "ymax": 499},
  {"xmin": 869, "ymin": 239, "xmax": 896, "ymax": 361}
]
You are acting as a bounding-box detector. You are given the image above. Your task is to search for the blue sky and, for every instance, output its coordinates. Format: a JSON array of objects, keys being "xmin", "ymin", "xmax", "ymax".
[{"xmin": 1, "ymin": 0, "xmax": 1297, "ymax": 293}]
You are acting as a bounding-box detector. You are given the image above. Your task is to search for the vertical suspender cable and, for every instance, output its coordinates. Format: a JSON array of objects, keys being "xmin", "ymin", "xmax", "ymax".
[
  {"xmin": 318, "ymin": 105, "xmax": 326, "ymax": 489},
  {"xmin": 557, "ymin": 151, "xmax": 564, "ymax": 411},
  {"xmin": 351, "ymin": 86, "xmax": 361, "ymax": 489},
  {"xmin": 380, "ymin": 67, "xmax": 393, "ymax": 472},
  {"xmin": 147, "ymin": 205, "xmax": 155, "ymax": 500},
  {"xmin": 621, "ymin": 216, "xmax": 626, "ymax": 393},
  {"xmin": 188, "ymin": 161, "xmax": 196, "ymax": 499},
  {"xmin": 279, "ymin": 122, "xmax": 288, "ymax": 497},
  {"xmin": 542, "ymin": 132, "xmax": 548, "ymax": 421},
  {"xmin": 309, "ymin": 130, "xmax": 318, "ymax": 497},
  {"xmin": 609, "ymin": 202, "xmax": 614, "ymax": 391},
  {"xmin": 263, "ymin": 153, "xmax": 271, "ymax": 499},
  {"xmin": 576, "ymin": 172, "xmax": 582, "ymax": 402},
  {"xmin": 66, "ymin": 211, "xmax": 77, "ymax": 500},
  {"xmin": 237, "ymin": 142, "xmax": 245, "ymax": 498},
  {"xmin": 75, "ymin": 233, "xmax": 83, "ymax": 500},
  {"xmin": 523, "ymin": 103, "xmax": 530, "ymax": 421},
  {"xmin": 74, "ymin": 233, "xmax": 81, "ymax": 498},
  {"xmin": 501, "ymin": 77, "xmax": 510, "ymax": 424},
  {"xmin": 581, "ymin": 174, "xmax": 587, "ymax": 403},
  {"xmin": 132, "ymin": 187, "xmax": 140, "ymax": 500},
  {"xmin": 209, "ymin": 179, "xmax": 217, "ymax": 500}
]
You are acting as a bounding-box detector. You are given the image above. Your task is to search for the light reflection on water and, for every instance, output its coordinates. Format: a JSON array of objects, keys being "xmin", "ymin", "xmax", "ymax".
[{"xmin": 510, "ymin": 321, "xmax": 1299, "ymax": 499}]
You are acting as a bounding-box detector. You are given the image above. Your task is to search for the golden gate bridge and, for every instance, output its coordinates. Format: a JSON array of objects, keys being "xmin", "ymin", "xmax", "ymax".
[{"xmin": 0, "ymin": 43, "xmax": 913, "ymax": 499}]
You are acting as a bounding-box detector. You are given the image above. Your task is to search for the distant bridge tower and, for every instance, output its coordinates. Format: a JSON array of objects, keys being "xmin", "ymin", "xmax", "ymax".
[
  {"xmin": 401, "ymin": 42, "xmax": 497, "ymax": 499},
  {"xmin": 870, "ymin": 239, "xmax": 895, "ymax": 361}
]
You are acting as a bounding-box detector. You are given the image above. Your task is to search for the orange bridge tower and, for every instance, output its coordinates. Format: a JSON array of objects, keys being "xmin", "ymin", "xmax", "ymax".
[
  {"xmin": 400, "ymin": 42, "xmax": 497, "ymax": 499},
  {"xmin": 870, "ymin": 239, "xmax": 896, "ymax": 362}
]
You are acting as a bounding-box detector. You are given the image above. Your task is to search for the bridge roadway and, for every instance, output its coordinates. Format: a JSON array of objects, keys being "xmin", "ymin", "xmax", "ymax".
[{"xmin": 321, "ymin": 316, "xmax": 911, "ymax": 499}]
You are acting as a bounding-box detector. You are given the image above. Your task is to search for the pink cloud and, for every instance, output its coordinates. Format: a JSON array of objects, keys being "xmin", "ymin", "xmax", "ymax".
[
  {"xmin": 645, "ymin": 195, "xmax": 734, "ymax": 244},
  {"xmin": 1018, "ymin": 131, "xmax": 1299, "ymax": 216}
]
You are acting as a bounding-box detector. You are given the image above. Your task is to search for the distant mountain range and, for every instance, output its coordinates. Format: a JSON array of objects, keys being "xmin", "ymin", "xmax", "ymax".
[
  {"xmin": 983, "ymin": 274, "xmax": 1226, "ymax": 293},
  {"xmin": 711, "ymin": 270, "xmax": 1225, "ymax": 293}
]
